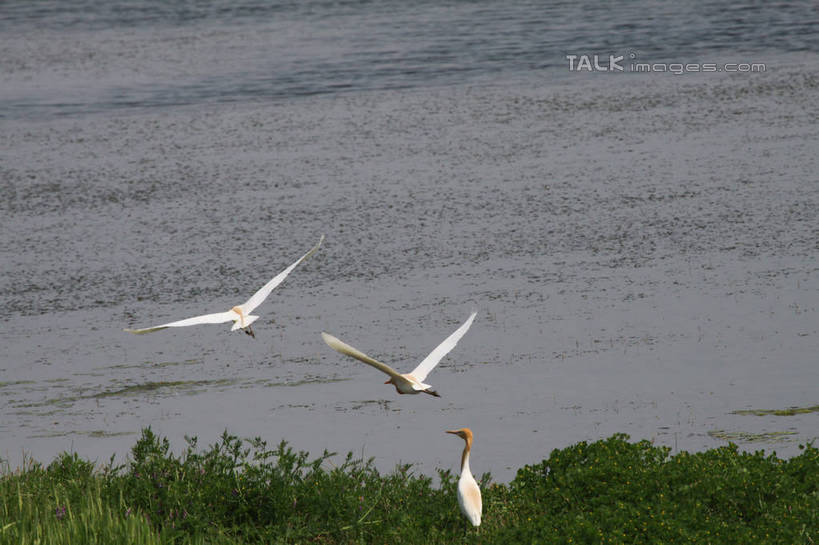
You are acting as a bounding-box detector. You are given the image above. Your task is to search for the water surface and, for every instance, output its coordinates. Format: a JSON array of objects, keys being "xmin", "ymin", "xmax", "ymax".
[
  {"xmin": 2, "ymin": 0, "xmax": 818, "ymax": 118},
  {"xmin": 1, "ymin": 1, "xmax": 818, "ymax": 481}
]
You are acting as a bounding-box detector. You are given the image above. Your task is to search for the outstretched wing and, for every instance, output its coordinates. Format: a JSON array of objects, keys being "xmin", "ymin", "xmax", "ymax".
[
  {"xmin": 410, "ymin": 310, "xmax": 477, "ymax": 381},
  {"xmin": 321, "ymin": 332, "xmax": 404, "ymax": 381},
  {"xmin": 124, "ymin": 311, "xmax": 237, "ymax": 334},
  {"xmin": 238, "ymin": 235, "xmax": 324, "ymax": 315}
]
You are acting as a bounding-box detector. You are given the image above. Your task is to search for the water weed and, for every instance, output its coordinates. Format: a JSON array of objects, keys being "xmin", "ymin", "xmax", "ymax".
[{"xmin": 732, "ymin": 405, "xmax": 819, "ymax": 417}]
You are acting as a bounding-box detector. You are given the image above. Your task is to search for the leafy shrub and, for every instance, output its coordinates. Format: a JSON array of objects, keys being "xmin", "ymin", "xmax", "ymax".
[
  {"xmin": 1, "ymin": 431, "xmax": 816, "ymax": 544},
  {"xmin": 500, "ymin": 434, "xmax": 818, "ymax": 544}
]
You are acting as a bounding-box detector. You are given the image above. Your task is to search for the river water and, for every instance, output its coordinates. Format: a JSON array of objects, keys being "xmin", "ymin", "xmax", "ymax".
[{"xmin": 1, "ymin": 1, "xmax": 818, "ymax": 481}]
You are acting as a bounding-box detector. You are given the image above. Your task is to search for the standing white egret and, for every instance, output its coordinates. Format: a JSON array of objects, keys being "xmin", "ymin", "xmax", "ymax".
[
  {"xmin": 321, "ymin": 310, "xmax": 477, "ymax": 397},
  {"xmin": 446, "ymin": 427, "xmax": 482, "ymax": 527},
  {"xmin": 124, "ymin": 235, "xmax": 324, "ymax": 338}
]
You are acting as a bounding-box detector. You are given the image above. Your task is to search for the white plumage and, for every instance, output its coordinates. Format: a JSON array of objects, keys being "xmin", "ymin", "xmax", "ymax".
[
  {"xmin": 321, "ymin": 310, "xmax": 477, "ymax": 397},
  {"xmin": 447, "ymin": 427, "xmax": 482, "ymax": 526},
  {"xmin": 125, "ymin": 235, "xmax": 323, "ymax": 338}
]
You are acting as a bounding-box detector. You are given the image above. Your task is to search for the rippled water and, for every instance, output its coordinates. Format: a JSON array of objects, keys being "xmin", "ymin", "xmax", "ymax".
[
  {"xmin": 1, "ymin": 1, "xmax": 818, "ymax": 480},
  {"xmin": 2, "ymin": 0, "xmax": 818, "ymax": 118}
]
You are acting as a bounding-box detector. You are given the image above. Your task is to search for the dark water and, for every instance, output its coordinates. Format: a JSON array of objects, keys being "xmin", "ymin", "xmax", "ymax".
[
  {"xmin": 1, "ymin": 1, "xmax": 818, "ymax": 481},
  {"xmin": 2, "ymin": 0, "xmax": 818, "ymax": 118}
]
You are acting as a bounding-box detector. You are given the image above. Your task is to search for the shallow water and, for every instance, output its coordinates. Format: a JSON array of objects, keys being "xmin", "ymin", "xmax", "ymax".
[{"xmin": 1, "ymin": 2, "xmax": 818, "ymax": 481}]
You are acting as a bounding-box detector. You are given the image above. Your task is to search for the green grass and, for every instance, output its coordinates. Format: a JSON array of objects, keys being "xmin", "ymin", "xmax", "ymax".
[{"xmin": 1, "ymin": 431, "xmax": 816, "ymax": 544}]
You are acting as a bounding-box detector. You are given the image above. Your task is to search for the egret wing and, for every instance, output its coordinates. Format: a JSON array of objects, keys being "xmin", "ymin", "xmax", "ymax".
[
  {"xmin": 410, "ymin": 310, "xmax": 477, "ymax": 381},
  {"xmin": 124, "ymin": 311, "xmax": 237, "ymax": 334},
  {"xmin": 321, "ymin": 332, "xmax": 404, "ymax": 381},
  {"xmin": 239, "ymin": 235, "xmax": 324, "ymax": 314}
]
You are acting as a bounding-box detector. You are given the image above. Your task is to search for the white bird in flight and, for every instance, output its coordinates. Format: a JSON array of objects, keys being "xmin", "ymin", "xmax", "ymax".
[
  {"xmin": 124, "ymin": 235, "xmax": 324, "ymax": 338},
  {"xmin": 321, "ymin": 310, "xmax": 477, "ymax": 397},
  {"xmin": 446, "ymin": 427, "xmax": 482, "ymax": 527}
]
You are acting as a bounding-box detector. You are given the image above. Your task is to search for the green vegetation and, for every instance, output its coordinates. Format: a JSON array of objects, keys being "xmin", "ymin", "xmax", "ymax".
[
  {"xmin": 733, "ymin": 405, "xmax": 819, "ymax": 417},
  {"xmin": 708, "ymin": 429, "xmax": 798, "ymax": 443},
  {"xmin": 91, "ymin": 380, "xmax": 237, "ymax": 399},
  {"xmin": 1, "ymin": 431, "xmax": 816, "ymax": 544}
]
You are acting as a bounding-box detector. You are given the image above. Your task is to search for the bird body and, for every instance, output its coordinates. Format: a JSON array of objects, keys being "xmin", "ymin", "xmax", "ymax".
[
  {"xmin": 125, "ymin": 235, "xmax": 324, "ymax": 337},
  {"xmin": 388, "ymin": 373, "xmax": 432, "ymax": 395},
  {"xmin": 447, "ymin": 428, "xmax": 482, "ymax": 527},
  {"xmin": 321, "ymin": 310, "xmax": 477, "ymax": 397}
]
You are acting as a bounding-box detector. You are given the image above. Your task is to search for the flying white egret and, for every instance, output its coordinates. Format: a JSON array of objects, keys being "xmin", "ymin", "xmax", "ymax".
[
  {"xmin": 124, "ymin": 235, "xmax": 324, "ymax": 338},
  {"xmin": 446, "ymin": 427, "xmax": 482, "ymax": 527},
  {"xmin": 320, "ymin": 310, "xmax": 477, "ymax": 397}
]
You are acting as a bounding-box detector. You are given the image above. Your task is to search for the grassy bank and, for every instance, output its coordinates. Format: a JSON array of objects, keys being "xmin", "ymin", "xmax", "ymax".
[{"xmin": 1, "ymin": 430, "xmax": 816, "ymax": 544}]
